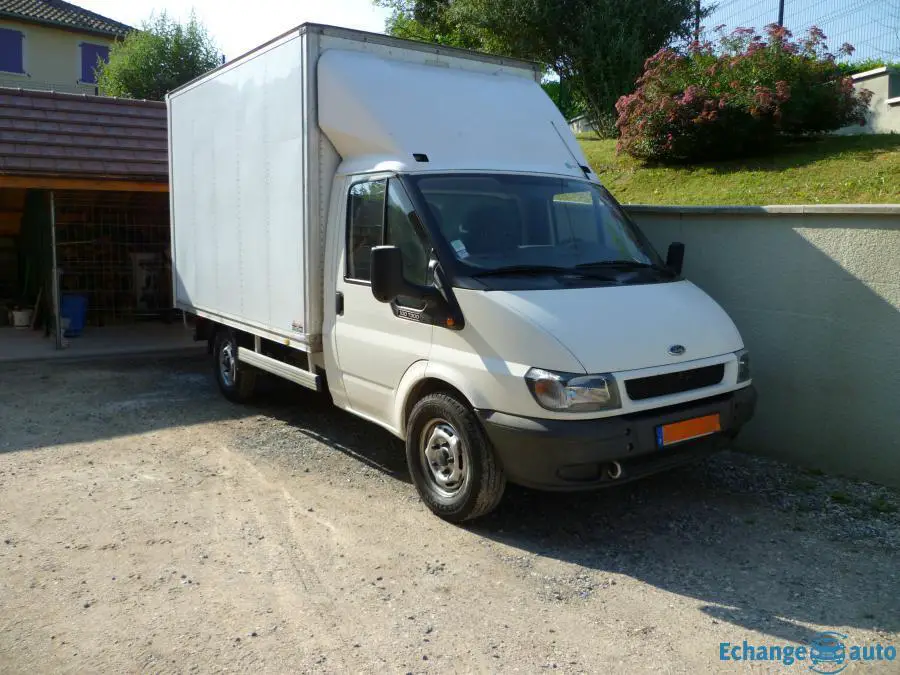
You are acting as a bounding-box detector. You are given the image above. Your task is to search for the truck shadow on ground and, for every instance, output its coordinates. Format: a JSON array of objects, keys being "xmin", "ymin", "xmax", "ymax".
[
  {"xmin": 0, "ymin": 354, "xmax": 259, "ymax": 455},
  {"xmin": 244, "ymin": 376, "xmax": 411, "ymax": 481},
  {"xmin": 469, "ymin": 461, "xmax": 900, "ymax": 645},
  {"xmin": 249, "ymin": 382, "xmax": 900, "ymax": 645}
]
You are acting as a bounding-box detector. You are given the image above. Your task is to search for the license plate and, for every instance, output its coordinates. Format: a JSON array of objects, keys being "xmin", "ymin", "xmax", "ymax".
[{"xmin": 656, "ymin": 414, "xmax": 721, "ymax": 447}]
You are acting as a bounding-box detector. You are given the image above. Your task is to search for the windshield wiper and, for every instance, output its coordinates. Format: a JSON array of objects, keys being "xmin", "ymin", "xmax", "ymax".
[
  {"xmin": 469, "ymin": 262, "xmax": 671, "ymax": 280},
  {"xmin": 575, "ymin": 260, "xmax": 674, "ymax": 275},
  {"xmin": 470, "ymin": 264, "xmax": 582, "ymax": 277}
]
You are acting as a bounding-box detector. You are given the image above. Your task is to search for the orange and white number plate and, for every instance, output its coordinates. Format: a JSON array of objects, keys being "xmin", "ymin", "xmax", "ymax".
[{"xmin": 656, "ymin": 414, "xmax": 721, "ymax": 447}]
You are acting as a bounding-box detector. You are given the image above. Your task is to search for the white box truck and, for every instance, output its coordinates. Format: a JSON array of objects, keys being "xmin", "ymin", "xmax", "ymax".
[{"xmin": 167, "ymin": 24, "xmax": 756, "ymax": 522}]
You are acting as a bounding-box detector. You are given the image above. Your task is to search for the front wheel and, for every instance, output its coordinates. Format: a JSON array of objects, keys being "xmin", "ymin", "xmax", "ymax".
[
  {"xmin": 406, "ymin": 393, "xmax": 506, "ymax": 522},
  {"xmin": 213, "ymin": 328, "xmax": 257, "ymax": 403}
]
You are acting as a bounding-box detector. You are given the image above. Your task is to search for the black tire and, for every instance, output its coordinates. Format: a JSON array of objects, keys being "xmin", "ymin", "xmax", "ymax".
[
  {"xmin": 406, "ymin": 392, "xmax": 506, "ymax": 522},
  {"xmin": 213, "ymin": 328, "xmax": 257, "ymax": 403}
]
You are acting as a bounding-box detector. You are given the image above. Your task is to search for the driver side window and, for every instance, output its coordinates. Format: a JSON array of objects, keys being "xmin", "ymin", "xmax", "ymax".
[
  {"xmin": 386, "ymin": 179, "xmax": 430, "ymax": 287},
  {"xmin": 346, "ymin": 179, "xmax": 386, "ymax": 282},
  {"xmin": 345, "ymin": 178, "xmax": 431, "ymax": 309}
]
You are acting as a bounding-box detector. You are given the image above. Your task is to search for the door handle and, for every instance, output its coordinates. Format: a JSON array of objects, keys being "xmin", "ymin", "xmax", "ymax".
[{"xmin": 336, "ymin": 291, "xmax": 344, "ymax": 316}]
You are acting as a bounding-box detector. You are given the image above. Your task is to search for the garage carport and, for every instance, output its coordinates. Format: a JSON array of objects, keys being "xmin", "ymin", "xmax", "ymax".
[{"xmin": 0, "ymin": 87, "xmax": 197, "ymax": 360}]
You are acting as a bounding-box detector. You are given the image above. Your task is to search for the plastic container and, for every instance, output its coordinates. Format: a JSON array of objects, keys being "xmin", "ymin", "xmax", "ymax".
[
  {"xmin": 60, "ymin": 294, "xmax": 88, "ymax": 337},
  {"xmin": 11, "ymin": 309, "xmax": 32, "ymax": 329}
]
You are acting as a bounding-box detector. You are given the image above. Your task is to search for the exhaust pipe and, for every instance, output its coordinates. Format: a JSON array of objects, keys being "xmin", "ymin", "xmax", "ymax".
[{"xmin": 606, "ymin": 461, "xmax": 623, "ymax": 480}]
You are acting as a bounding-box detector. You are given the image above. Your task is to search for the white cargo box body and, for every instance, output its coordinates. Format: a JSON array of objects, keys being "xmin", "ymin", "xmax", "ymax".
[{"xmin": 167, "ymin": 24, "xmax": 542, "ymax": 351}]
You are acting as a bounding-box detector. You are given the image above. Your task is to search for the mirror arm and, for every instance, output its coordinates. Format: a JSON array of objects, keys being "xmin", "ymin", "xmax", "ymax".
[
  {"xmin": 390, "ymin": 282, "xmax": 442, "ymax": 306},
  {"xmin": 421, "ymin": 285, "xmax": 444, "ymax": 306},
  {"xmin": 396, "ymin": 260, "xmax": 445, "ymax": 306}
]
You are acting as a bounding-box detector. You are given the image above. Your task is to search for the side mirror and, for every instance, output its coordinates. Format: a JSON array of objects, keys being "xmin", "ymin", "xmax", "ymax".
[
  {"xmin": 370, "ymin": 245, "xmax": 407, "ymax": 303},
  {"xmin": 666, "ymin": 242, "xmax": 685, "ymax": 276}
]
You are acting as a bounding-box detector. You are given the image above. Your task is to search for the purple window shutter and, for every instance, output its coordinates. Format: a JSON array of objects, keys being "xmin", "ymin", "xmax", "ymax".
[
  {"xmin": 0, "ymin": 28, "xmax": 24, "ymax": 74},
  {"xmin": 80, "ymin": 43, "xmax": 109, "ymax": 83}
]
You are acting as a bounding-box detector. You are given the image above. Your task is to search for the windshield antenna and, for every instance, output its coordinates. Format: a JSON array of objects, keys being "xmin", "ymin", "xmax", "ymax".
[{"xmin": 551, "ymin": 121, "xmax": 593, "ymax": 179}]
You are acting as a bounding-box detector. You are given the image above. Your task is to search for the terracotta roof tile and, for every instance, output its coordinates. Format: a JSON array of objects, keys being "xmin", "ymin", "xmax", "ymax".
[
  {"xmin": 0, "ymin": 0, "xmax": 131, "ymax": 38},
  {"xmin": 0, "ymin": 87, "xmax": 167, "ymax": 182}
]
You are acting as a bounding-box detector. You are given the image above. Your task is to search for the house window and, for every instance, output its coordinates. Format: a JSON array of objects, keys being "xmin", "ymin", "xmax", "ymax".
[
  {"xmin": 0, "ymin": 27, "xmax": 24, "ymax": 74},
  {"xmin": 80, "ymin": 43, "xmax": 109, "ymax": 83}
]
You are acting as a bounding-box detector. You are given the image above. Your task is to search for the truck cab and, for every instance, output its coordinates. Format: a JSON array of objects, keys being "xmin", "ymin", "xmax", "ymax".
[{"xmin": 322, "ymin": 168, "xmax": 755, "ymax": 521}]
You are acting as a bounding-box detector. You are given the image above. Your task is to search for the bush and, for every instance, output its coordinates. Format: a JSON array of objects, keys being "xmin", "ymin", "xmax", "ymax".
[{"xmin": 615, "ymin": 25, "xmax": 873, "ymax": 163}]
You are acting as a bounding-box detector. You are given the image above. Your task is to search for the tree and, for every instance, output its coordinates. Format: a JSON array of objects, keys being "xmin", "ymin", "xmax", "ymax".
[
  {"xmin": 376, "ymin": 0, "xmax": 700, "ymax": 136},
  {"xmin": 97, "ymin": 12, "xmax": 221, "ymax": 101},
  {"xmin": 374, "ymin": 0, "xmax": 485, "ymax": 49},
  {"xmin": 541, "ymin": 79, "xmax": 585, "ymax": 121}
]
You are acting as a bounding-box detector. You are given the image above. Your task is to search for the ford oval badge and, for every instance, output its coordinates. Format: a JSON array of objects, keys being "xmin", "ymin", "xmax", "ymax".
[{"xmin": 668, "ymin": 344, "xmax": 686, "ymax": 356}]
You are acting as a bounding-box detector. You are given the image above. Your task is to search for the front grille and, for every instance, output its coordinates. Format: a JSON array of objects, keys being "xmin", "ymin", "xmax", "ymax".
[{"xmin": 625, "ymin": 364, "xmax": 725, "ymax": 401}]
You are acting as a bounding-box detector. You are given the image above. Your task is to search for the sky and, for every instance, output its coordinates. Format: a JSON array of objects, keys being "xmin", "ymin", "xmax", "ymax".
[{"xmin": 75, "ymin": 1, "xmax": 391, "ymax": 60}]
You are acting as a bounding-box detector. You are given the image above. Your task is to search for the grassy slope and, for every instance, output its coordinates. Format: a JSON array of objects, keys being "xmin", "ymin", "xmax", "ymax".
[{"xmin": 577, "ymin": 134, "xmax": 900, "ymax": 205}]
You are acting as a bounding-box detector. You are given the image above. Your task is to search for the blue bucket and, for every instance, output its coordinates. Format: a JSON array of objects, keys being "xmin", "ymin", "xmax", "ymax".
[{"xmin": 60, "ymin": 294, "xmax": 88, "ymax": 337}]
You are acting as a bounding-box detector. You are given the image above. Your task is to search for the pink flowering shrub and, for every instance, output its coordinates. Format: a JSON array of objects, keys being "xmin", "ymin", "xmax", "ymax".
[{"xmin": 615, "ymin": 25, "xmax": 872, "ymax": 163}]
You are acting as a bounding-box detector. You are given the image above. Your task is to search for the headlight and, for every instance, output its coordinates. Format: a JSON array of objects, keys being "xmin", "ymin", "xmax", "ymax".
[
  {"xmin": 525, "ymin": 367, "xmax": 621, "ymax": 412},
  {"xmin": 735, "ymin": 349, "xmax": 751, "ymax": 382}
]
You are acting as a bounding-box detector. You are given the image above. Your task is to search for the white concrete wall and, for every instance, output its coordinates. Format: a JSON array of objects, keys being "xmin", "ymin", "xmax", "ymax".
[
  {"xmin": 627, "ymin": 205, "xmax": 900, "ymax": 487},
  {"xmin": 837, "ymin": 66, "xmax": 900, "ymax": 135}
]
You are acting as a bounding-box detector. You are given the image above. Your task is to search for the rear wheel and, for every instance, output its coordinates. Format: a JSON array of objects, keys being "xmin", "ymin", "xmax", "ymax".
[
  {"xmin": 213, "ymin": 328, "xmax": 257, "ymax": 403},
  {"xmin": 406, "ymin": 392, "xmax": 505, "ymax": 522}
]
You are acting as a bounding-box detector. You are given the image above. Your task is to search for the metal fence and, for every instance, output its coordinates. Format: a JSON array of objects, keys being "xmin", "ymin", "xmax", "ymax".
[
  {"xmin": 54, "ymin": 191, "xmax": 172, "ymax": 327},
  {"xmin": 702, "ymin": 0, "xmax": 899, "ymax": 61}
]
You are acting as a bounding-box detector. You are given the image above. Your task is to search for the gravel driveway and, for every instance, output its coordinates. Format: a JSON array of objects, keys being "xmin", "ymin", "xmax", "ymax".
[{"xmin": 1, "ymin": 355, "xmax": 897, "ymax": 673}]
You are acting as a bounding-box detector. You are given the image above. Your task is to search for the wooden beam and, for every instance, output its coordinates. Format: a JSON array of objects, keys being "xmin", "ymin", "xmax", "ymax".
[
  {"xmin": 0, "ymin": 189, "xmax": 26, "ymax": 210},
  {"xmin": 0, "ymin": 211, "xmax": 21, "ymax": 236},
  {"xmin": 0, "ymin": 175, "xmax": 168, "ymax": 193}
]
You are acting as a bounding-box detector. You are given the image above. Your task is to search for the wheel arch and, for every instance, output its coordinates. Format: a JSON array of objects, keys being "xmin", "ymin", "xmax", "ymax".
[
  {"xmin": 215, "ymin": 324, "xmax": 254, "ymax": 349},
  {"xmin": 394, "ymin": 362, "xmax": 480, "ymax": 440}
]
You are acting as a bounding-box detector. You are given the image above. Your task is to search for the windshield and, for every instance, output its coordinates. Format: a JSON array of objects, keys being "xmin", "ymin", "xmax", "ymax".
[{"xmin": 406, "ymin": 173, "xmax": 665, "ymax": 276}]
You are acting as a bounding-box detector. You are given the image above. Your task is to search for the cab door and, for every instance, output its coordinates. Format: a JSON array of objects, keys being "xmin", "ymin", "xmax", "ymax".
[{"xmin": 331, "ymin": 175, "xmax": 434, "ymax": 427}]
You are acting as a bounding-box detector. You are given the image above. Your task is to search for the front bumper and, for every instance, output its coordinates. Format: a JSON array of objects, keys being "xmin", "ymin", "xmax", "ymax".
[{"xmin": 476, "ymin": 385, "xmax": 756, "ymax": 491}]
